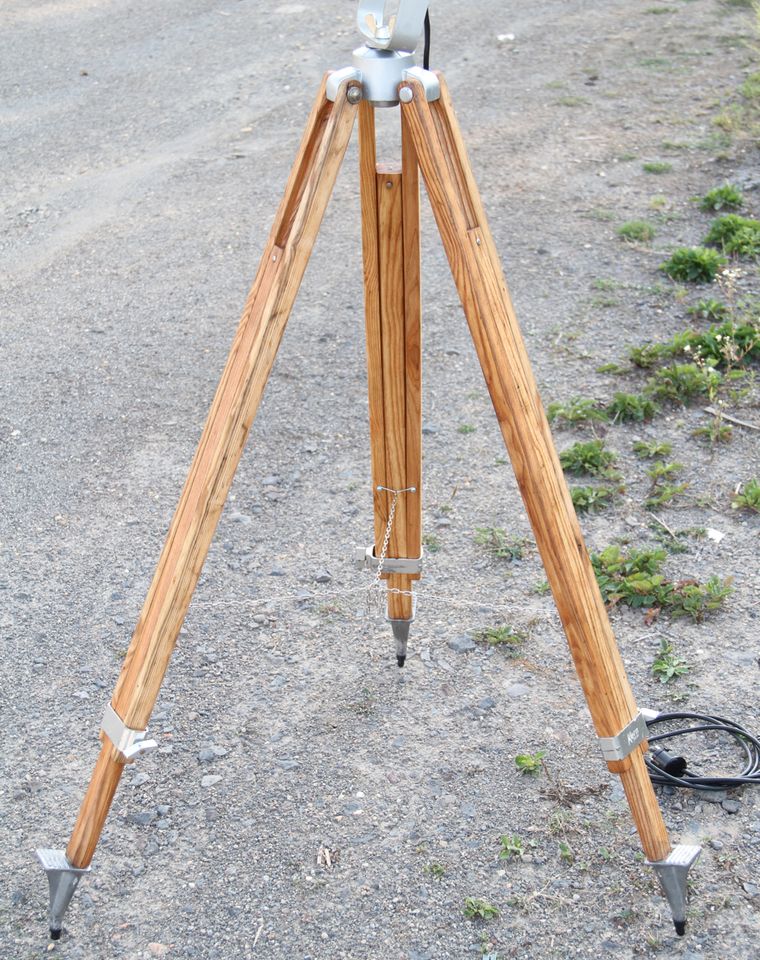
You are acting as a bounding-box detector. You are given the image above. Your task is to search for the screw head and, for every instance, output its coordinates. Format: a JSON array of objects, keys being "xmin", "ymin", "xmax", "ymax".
[
  {"xmin": 346, "ymin": 86, "xmax": 362, "ymax": 104},
  {"xmin": 398, "ymin": 86, "xmax": 413, "ymax": 103}
]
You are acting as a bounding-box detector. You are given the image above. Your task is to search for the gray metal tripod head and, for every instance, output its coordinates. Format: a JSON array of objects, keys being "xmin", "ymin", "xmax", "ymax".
[{"xmin": 332, "ymin": 0, "xmax": 434, "ymax": 106}]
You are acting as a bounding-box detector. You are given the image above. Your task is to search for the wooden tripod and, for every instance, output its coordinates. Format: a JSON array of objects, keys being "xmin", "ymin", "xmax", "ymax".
[{"xmin": 42, "ymin": 68, "xmax": 696, "ymax": 938}]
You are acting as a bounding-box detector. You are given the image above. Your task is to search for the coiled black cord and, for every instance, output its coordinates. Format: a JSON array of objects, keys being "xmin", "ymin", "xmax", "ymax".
[{"xmin": 645, "ymin": 711, "xmax": 760, "ymax": 792}]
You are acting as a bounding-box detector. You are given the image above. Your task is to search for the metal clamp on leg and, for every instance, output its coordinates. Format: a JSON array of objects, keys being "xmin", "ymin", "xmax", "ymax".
[
  {"xmin": 647, "ymin": 844, "xmax": 701, "ymax": 936},
  {"xmin": 101, "ymin": 702, "xmax": 158, "ymax": 762},
  {"xmin": 36, "ymin": 849, "xmax": 90, "ymax": 940},
  {"xmin": 598, "ymin": 711, "xmax": 648, "ymax": 763}
]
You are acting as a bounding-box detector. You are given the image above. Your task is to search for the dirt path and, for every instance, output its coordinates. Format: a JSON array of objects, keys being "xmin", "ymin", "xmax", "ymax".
[{"xmin": 1, "ymin": 2, "xmax": 758, "ymax": 958}]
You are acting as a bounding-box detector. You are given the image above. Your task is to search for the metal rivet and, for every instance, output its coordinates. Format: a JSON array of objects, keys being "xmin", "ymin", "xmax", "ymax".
[
  {"xmin": 346, "ymin": 86, "xmax": 362, "ymax": 104},
  {"xmin": 399, "ymin": 86, "xmax": 413, "ymax": 103},
  {"xmin": 385, "ymin": 181, "xmax": 393, "ymax": 189}
]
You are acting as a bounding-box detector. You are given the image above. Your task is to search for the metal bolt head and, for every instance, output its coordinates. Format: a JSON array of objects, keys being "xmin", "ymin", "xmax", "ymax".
[
  {"xmin": 346, "ymin": 86, "xmax": 362, "ymax": 104},
  {"xmin": 398, "ymin": 86, "xmax": 414, "ymax": 103}
]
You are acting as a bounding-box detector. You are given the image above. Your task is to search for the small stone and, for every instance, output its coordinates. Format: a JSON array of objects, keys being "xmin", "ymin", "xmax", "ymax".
[
  {"xmin": 198, "ymin": 747, "xmax": 217, "ymax": 762},
  {"xmin": 722, "ymin": 798, "xmax": 741, "ymax": 814},
  {"xmin": 743, "ymin": 882, "xmax": 759, "ymax": 897},
  {"xmin": 129, "ymin": 810, "xmax": 156, "ymax": 826},
  {"xmin": 130, "ymin": 772, "xmax": 149, "ymax": 787},
  {"xmin": 314, "ymin": 570, "xmax": 332, "ymax": 584},
  {"xmin": 277, "ymin": 758, "xmax": 301, "ymax": 771},
  {"xmin": 422, "ymin": 423, "xmax": 439, "ymax": 435},
  {"xmin": 447, "ymin": 634, "xmax": 476, "ymax": 653},
  {"xmin": 505, "ymin": 683, "xmax": 530, "ymax": 700},
  {"xmin": 148, "ymin": 945, "xmax": 170, "ymax": 958},
  {"xmin": 201, "ymin": 774, "xmax": 222, "ymax": 788},
  {"xmin": 702, "ymin": 789, "xmax": 728, "ymax": 804},
  {"xmin": 269, "ymin": 565, "xmax": 287, "ymax": 576},
  {"xmin": 157, "ymin": 804, "xmax": 170, "ymax": 815},
  {"xmin": 478, "ymin": 696, "xmax": 496, "ymax": 711},
  {"xmin": 709, "ymin": 839, "xmax": 724, "ymax": 851}
]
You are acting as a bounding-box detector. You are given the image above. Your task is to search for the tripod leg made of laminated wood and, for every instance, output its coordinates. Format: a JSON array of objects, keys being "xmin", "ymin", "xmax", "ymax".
[
  {"xmin": 36, "ymin": 72, "xmax": 361, "ymax": 940},
  {"xmin": 359, "ymin": 101, "xmax": 422, "ymax": 666},
  {"xmin": 399, "ymin": 71, "xmax": 699, "ymax": 936}
]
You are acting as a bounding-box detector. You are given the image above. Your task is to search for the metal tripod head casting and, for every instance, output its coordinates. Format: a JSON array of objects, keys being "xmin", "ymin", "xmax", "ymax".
[{"xmin": 37, "ymin": 0, "xmax": 701, "ymax": 944}]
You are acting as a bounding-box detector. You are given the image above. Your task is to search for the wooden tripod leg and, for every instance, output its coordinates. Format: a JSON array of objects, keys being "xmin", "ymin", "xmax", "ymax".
[
  {"xmin": 359, "ymin": 104, "xmax": 422, "ymax": 660},
  {"xmin": 65, "ymin": 73, "xmax": 360, "ymax": 869},
  {"xmin": 401, "ymin": 75, "xmax": 671, "ymax": 862}
]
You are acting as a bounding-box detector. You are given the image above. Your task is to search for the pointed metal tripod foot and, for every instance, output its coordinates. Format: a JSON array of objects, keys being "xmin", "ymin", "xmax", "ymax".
[
  {"xmin": 647, "ymin": 843, "xmax": 701, "ymax": 936},
  {"xmin": 36, "ymin": 849, "xmax": 90, "ymax": 939},
  {"xmin": 388, "ymin": 617, "xmax": 412, "ymax": 667}
]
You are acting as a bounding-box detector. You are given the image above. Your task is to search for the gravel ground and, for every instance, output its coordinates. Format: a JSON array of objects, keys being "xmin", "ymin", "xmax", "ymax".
[{"xmin": 1, "ymin": 2, "xmax": 759, "ymax": 959}]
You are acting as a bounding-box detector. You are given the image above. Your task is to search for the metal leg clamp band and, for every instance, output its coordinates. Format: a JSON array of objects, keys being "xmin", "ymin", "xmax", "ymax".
[
  {"xmin": 647, "ymin": 844, "xmax": 701, "ymax": 936},
  {"xmin": 598, "ymin": 711, "xmax": 648, "ymax": 762},
  {"xmin": 355, "ymin": 545, "xmax": 423, "ymax": 576},
  {"xmin": 101, "ymin": 701, "xmax": 158, "ymax": 761},
  {"xmin": 36, "ymin": 849, "xmax": 90, "ymax": 940}
]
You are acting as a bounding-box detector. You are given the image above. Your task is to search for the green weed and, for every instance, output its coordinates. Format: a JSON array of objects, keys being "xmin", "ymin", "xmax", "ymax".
[
  {"xmin": 741, "ymin": 71, "xmax": 760, "ymax": 100},
  {"xmin": 498, "ymin": 835, "xmax": 525, "ymax": 861},
  {"xmin": 661, "ymin": 247, "xmax": 727, "ymax": 283},
  {"xmin": 515, "ymin": 751, "xmax": 545, "ymax": 775},
  {"xmin": 633, "ymin": 440, "xmax": 673, "ymax": 459},
  {"xmin": 571, "ymin": 485, "xmax": 615, "ymax": 512},
  {"xmin": 559, "ymin": 439, "xmax": 618, "ymax": 477},
  {"xmin": 547, "ymin": 397, "xmax": 608, "ymax": 425},
  {"xmin": 558, "ymin": 841, "xmax": 574, "ymax": 864},
  {"xmin": 645, "ymin": 482, "xmax": 690, "ymax": 508},
  {"xmin": 474, "ymin": 528, "xmax": 526, "ymax": 561},
  {"xmin": 687, "ymin": 299, "xmax": 730, "ymax": 322},
  {"xmin": 698, "ymin": 184, "xmax": 743, "ymax": 212},
  {"xmin": 645, "ymin": 363, "xmax": 721, "ymax": 404},
  {"xmin": 424, "ymin": 862, "xmax": 446, "ymax": 879},
  {"xmin": 422, "ymin": 532, "xmax": 442, "ymax": 554},
  {"xmin": 458, "ymin": 423, "xmax": 477, "ymax": 435},
  {"xmin": 705, "ymin": 214, "xmax": 760, "ymax": 257},
  {"xmin": 731, "ymin": 477, "xmax": 760, "ymax": 512},
  {"xmin": 618, "ymin": 220, "xmax": 656, "ymax": 243},
  {"xmin": 643, "ymin": 161, "xmax": 673, "ymax": 174},
  {"xmin": 606, "ymin": 391, "xmax": 659, "ymax": 422},
  {"xmin": 652, "ymin": 639, "xmax": 689, "ymax": 683},
  {"xmin": 463, "ymin": 898, "xmax": 500, "ymax": 921},
  {"xmin": 475, "ymin": 625, "xmax": 526, "ymax": 650}
]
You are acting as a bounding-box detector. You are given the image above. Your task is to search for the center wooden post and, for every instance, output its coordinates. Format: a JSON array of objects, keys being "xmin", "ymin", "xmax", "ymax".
[{"xmin": 359, "ymin": 103, "xmax": 422, "ymax": 630}]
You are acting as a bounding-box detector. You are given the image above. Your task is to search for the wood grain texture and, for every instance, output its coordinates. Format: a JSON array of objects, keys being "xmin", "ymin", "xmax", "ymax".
[
  {"xmin": 621, "ymin": 751, "xmax": 671, "ymax": 861},
  {"xmin": 67, "ymin": 75, "xmax": 358, "ymax": 867},
  {"xmin": 401, "ymin": 74, "xmax": 670, "ymax": 859},
  {"xmin": 359, "ymin": 113, "xmax": 422, "ymax": 623},
  {"xmin": 67, "ymin": 743, "xmax": 123, "ymax": 868}
]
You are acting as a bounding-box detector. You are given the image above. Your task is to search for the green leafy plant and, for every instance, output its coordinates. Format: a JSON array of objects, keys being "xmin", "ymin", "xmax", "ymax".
[
  {"xmin": 422, "ymin": 532, "xmax": 442, "ymax": 554},
  {"xmin": 645, "ymin": 363, "xmax": 721, "ymax": 404},
  {"xmin": 458, "ymin": 423, "xmax": 477, "ymax": 435},
  {"xmin": 698, "ymin": 184, "xmax": 743, "ymax": 212},
  {"xmin": 643, "ymin": 161, "xmax": 673, "ymax": 174},
  {"xmin": 661, "ymin": 247, "xmax": 727, "ymax": 283},
  {"xmin": 498, "ymin": 835, "xmax": 525, "ymax": 861},
  {"xmin": 559, "ymin": 439, "xmax": 618, "ymax": 476},
  {"xmin": 633, "ymin": 440, "xmax": 673, "ymax": 459},
  {"xmin": 558, "ymin": 841, "xmax": 574, "ymax": 864},
  {"xmin": 731, "ymin": 478, "xmax": 760, "ymax": 513},
  {"xmin": 652, "ymin": 638, "xmax": 689, "ymax": 683},
  {"xmin": 515, "ymin": 751, "xmax": 545, "ymax": 775},
  {"xmin": 592, "ymin": 545, "xmax": 731, "ymax": 621},
  {"xmin": 547, "ymin": 396, "xmax": 609, "ymax": 425},
  {"xmin": 606, "ymin": 391, "xmax": 659, "ymax": 422},
  {"xmin": 570, "ymin": 485, "xmax": 615, "ymax": 512},
  {"xmin": 705, "ymin": 214, "xmax": 760, "ymax": 257},
  {"xmin": 645, "ymin": 482, "xmax": 690, "ymax": 508},
  {"xmin": 474, "ymin": 528, "xmax": 526, "ymax": 561},
  {"xmin": 424, "ymin": 862, "xmax": 446, "ymax": 879},
  {"xmin": 687, "ymin": 299, "xmax": 730, "ymax": 322},
  {"xmin": 463, "ymin": 898, "xmax": 500, "ymax": 921},
  {"xmin": 475, "ymin": 625, "xmax": 526, "ymax": 651},
  {"xmin": 618, "ymin": 220, "xmax": 656, "ymax": 243}
]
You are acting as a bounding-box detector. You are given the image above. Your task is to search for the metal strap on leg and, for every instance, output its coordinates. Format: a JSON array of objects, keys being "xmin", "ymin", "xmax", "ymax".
[
  {"xmin": 598, "ymin": 711, "xmax": 648, "ymax": 763},
  {"xmin": 101, "ymin": 702, "xmax": 158, "ymax": 761}
]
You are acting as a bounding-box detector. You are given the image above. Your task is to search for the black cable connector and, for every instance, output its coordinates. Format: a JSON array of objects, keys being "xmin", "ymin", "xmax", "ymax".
[
  {"xmin": 644, "ymin": 711, "xmax": 760, "ymax": 792},
  {"xmin": 423, "ymin": 9, "xmax": 431, "ymax": 71}
]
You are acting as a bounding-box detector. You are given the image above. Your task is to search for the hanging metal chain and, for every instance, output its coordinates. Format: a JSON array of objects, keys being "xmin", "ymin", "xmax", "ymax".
[{"xmin": 369, "ymin": 485, "xmax": 416, "ymax": 605}]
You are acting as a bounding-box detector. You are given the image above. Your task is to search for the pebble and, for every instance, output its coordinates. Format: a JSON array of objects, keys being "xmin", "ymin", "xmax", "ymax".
[
  {"xmin": 198, "ymin": 747, "xmax": 217, "ymax": 763},
  {"xmin": 314, "ymin": 569, "xmax": 332, "ymax": 583},
  {"xmin": 129, "ymin": 810, "xmax": 156, "ymax": 826},
  {"xmin": 478, "ymin": 696, "xmax": 496, "ymax": 711},
  {"xmin": 722, "ymin": 798, "xmax": 741, "ymax": 814},
  {"xmin": 201, "ymin": 775, "xmax": 222, "ymax": 788},
  {"xmin": 743, "ymin": 882, "xmax": 759, "ymax": 897},
  {"xmin": 130, "ymin": 772, "xmax": 150, "ymax": 787},
  {"xmin": 277, "ymin": 758, "xmax": 301, "ymax": 770},
  {"xmin": 447, "ymin": 634, "xmax": 476, "ymax": 653},
  {"xmin": 709, "ymin": 839, "xmax": 724, "ymax": 850},
  {"xmin": 701, "ymin": 789, "xmax": 727, "ymax": 804},
  {"xmin": 269, "ymin": 565, "xmax": 287, "ymax": 576},
  {"xmin": 505, "ymin": 683, "xmax": 530, "ymax": 700}
]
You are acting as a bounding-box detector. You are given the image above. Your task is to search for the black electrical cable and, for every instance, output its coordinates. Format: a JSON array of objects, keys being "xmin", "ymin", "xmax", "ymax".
[
  {"xmin": 423, "ymin": 9, "xmax": 431, "ymax": 71},
  {"xmin": 644, "ymin": 711, "xmax": 760, "ymax": 792}
]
